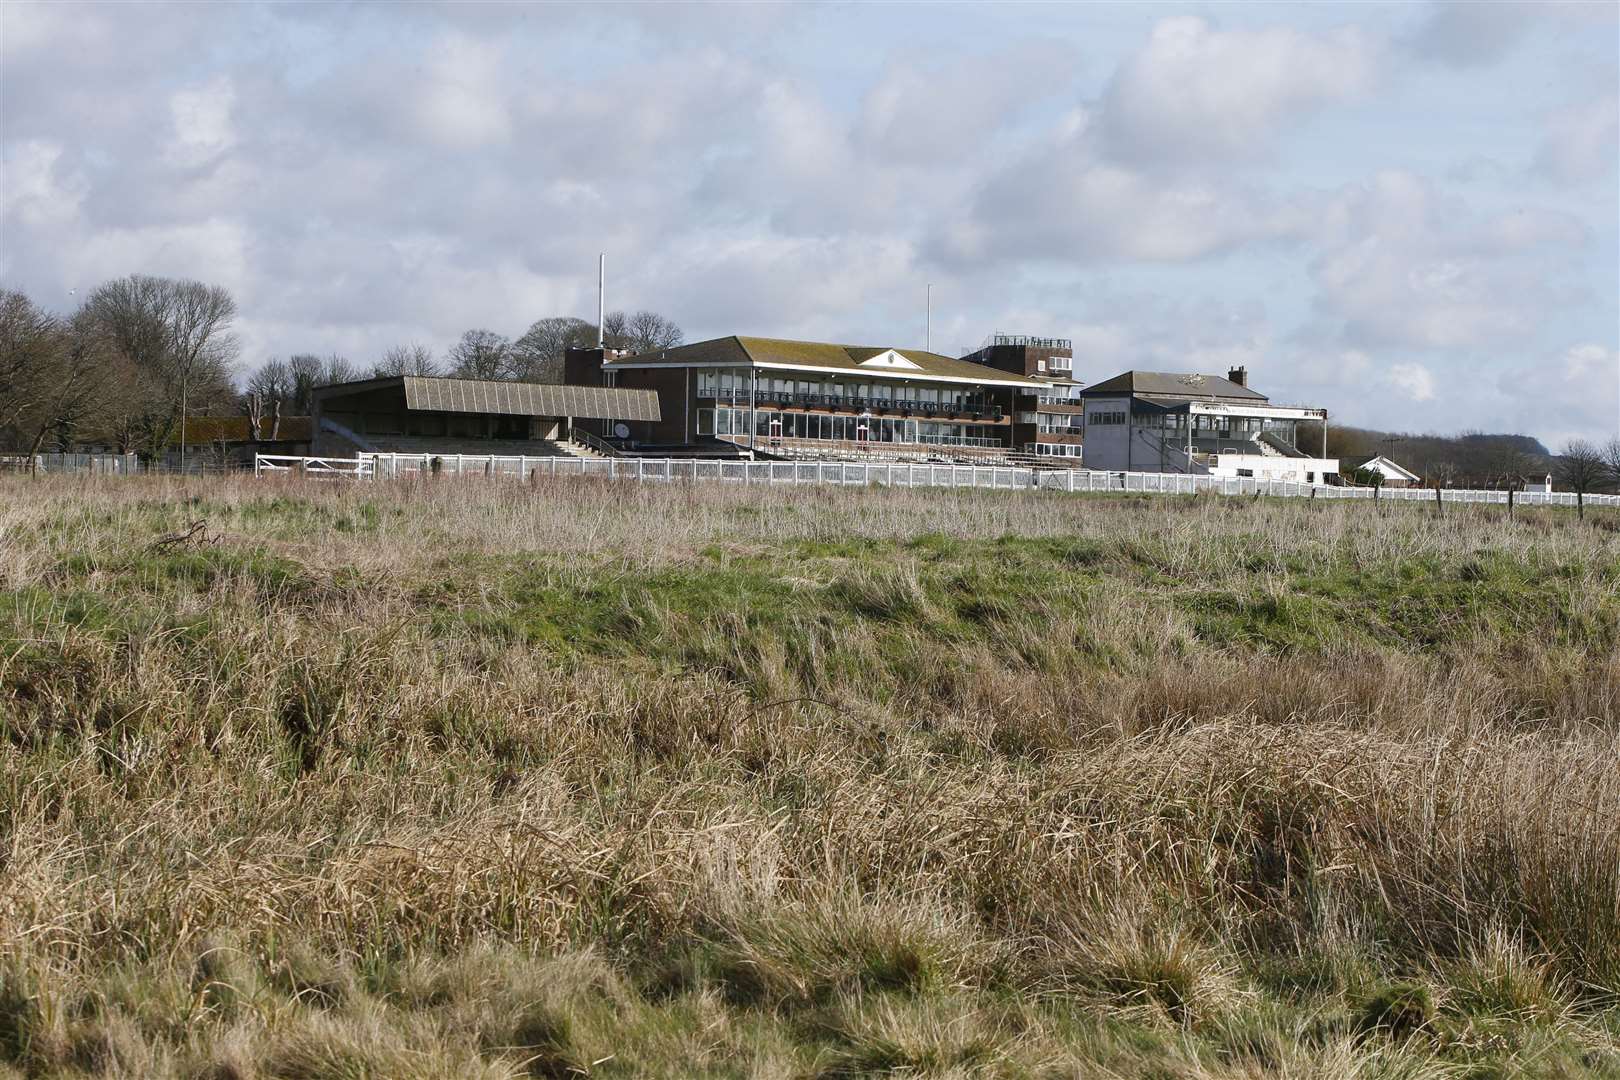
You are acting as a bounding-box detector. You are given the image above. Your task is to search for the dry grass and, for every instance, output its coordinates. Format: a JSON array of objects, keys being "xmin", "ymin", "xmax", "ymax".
[{"xmin": 0, "ymin": 472, "xmax": 1617, "ymax": 1078}]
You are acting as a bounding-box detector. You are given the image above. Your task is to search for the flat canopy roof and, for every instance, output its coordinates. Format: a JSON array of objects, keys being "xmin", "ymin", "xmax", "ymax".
[
  {"xmin": 1135, "ymin": 396, "xmax": 1327, "ymax": 421},
  {"xmin": 314, "ymin": 376, "xmax": 660, "ymax": 422},
  {"xmin": 605, "ymin": 335, "xmax": 1042, "ymax": 388}
]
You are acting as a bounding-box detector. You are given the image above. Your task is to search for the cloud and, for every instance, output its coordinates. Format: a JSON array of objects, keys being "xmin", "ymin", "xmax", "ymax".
[
  {"xmin": 166, "ymin": 78, "xmax": 237, "ymax": 168},
  {"xmin": 1534, "ymin": 93, "xmax": 1619, "ymax": 184},
  {"xmin": 1100, "ymin": 16, "xmax": 1379, "ymax": 166},
  {"xmin": 1408, "ymin": 1, "xmax": 1537, "ymax": 68},
  {"xmin": 1307, "ymin": 170, "xmax": 1588, "ymax": 349},
  {"xmin": 1383, "ymin": 361, "xmax": 1436, "ymax": 401}
]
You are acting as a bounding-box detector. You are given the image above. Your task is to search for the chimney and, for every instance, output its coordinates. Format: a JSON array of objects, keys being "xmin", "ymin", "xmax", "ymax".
[{"xmin": 1228, "ymin": 365, "xmax": 1248, "ymax": 387}]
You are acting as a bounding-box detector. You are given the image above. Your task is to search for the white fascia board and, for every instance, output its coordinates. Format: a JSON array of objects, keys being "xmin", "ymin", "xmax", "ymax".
[
  {"xmin": 750, "ymin": 361, "xmax": 1038, "ymax": 388},
  {"xmin": 1186, "ymin": 402, "xmax": 1327, "ymax": 420},
  {"xmin": 605, "ymin": 358, "xmax": 1039, "ymax": 388}
]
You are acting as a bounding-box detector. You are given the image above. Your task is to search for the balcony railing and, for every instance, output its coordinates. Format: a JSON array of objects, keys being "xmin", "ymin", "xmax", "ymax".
[{"xmin": 704, "ymin": 387, "xmax": 1002, "ymax": 420}]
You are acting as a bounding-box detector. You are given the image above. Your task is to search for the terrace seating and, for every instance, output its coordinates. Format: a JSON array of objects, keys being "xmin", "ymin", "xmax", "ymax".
[{"xmin": 363, "ymin": 436, "xmax": 590, "ymax": 458}]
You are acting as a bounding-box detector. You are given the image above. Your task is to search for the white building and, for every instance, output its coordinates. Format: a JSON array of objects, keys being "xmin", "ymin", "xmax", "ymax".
[
  {"xmin": 1356, "ymin": 455, "xmax": 1421, "ymax": 487},
  {"xmin": 1079, "ymin": 367, "xmax": 1338, "ymax": 485}
]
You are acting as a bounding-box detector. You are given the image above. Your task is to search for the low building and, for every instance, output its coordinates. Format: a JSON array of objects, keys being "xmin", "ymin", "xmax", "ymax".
[
  {"xmin": 1356, "ymin": 455, "xmax": 1421, "ymax": 487},
  {"xmin": 585, "ymin": 336, "xmax": 1043, "ymax": 458},
  {"xmin": 959, "ymin": 334, "xmax": 1084, "ymax": 461},
  {"xmin": 309, "ymin": 375, "xmax": 659, "ymax": 458},
  {"xmin": 1079, "ymin": 367, "xmax": 1338, "ymax": 484}
]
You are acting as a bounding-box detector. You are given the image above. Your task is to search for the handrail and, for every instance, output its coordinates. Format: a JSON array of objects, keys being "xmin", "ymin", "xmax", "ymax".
[{"xmin": 568, "ymin": 427, "xmax": 621, "ymax": 457}]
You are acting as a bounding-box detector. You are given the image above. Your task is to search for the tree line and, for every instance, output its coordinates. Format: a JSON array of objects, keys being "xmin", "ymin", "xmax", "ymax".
[
  {"xmin": 1, "ymin": 274, "xmax": 682, "ymax": 458},
  {"xmin": 1319, "ymin": 423, "xmax": 1620, "ymax": 502}
]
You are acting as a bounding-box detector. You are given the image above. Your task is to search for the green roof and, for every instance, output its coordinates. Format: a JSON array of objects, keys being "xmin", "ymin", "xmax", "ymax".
[{"xmin": 605, "ymin": 336, "xmax": 1042, "ymax": 387}]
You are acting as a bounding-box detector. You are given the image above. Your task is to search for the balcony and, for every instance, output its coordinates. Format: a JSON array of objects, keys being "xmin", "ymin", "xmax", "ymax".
[{"xmin": 704, "ymin": 387, "xmax": 1003, "ymax": 421}]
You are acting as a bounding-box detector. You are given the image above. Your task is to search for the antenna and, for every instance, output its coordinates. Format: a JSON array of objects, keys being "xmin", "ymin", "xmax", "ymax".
[
  {"xmin": 597, "ymin": 253, "xmax": 605, "ymax": 350},
  {"xmin": 926, "ymin": 283, "xmax": 932, "ymax": 353}
]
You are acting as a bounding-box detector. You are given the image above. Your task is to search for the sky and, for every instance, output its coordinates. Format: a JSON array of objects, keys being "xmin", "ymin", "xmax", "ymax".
[{"xmin": 2, "ymin": 1, "xmax": 1617, "ymax": 447}]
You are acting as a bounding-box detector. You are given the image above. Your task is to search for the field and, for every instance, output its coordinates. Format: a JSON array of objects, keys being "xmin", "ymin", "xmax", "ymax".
[{"xmin": 0, "ymin": 473, "xmax": 1617, "ymax": 1079}]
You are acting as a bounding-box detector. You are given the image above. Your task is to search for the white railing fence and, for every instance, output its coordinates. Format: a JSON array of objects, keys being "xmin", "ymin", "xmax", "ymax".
[{"xmin": 249, "ymin": 453, "xmax": 1620, "ymax": 509}]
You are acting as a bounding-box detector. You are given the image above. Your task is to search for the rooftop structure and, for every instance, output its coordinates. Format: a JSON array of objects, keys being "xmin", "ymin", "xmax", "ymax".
[
  {"xmin": 1080, "ymin": 366, "xmax": 1339, "ymax": 484},
  {"xmin": 959, "ymin": 333, "xmax": 1083, "ymax": 460},
  {"xmin": 1356, "ymin": 455, "xmax": 1421, "ymax": 486}
]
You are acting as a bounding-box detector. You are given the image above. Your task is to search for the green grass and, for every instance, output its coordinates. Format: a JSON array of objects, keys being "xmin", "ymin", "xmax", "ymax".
[{"xmin": 0, "ymin": 475, "xmax": 1617, "ymax": 1077}]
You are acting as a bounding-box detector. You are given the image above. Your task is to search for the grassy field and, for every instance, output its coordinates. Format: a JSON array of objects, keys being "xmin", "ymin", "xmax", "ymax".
[{"xmin": 0, "ymin": 473, "xmax": 1617, "ymax": 1078}]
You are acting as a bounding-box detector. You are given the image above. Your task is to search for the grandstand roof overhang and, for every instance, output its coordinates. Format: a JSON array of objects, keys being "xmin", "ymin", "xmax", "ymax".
[{"xmin": 313, "ymin": 376, "xmax": 660, "ymax": 422}]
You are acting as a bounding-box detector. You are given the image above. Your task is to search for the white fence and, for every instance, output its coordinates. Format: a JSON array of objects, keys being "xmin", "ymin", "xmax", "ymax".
[
  {"xmin": 5, "ymin": 452, "xmax": 142, "ymax": 475},
  {"xmin": 250, "ymin": 453, "xmax": 1620, "ymax": 509}
]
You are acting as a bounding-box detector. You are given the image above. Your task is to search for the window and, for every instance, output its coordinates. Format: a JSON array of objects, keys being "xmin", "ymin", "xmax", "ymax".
[
  {"xmin": 1237, "ymin": 468, "xmax": 1253, "ymax": 478},
  {"xmin": 1089, "ymin": 410, "xmax": 1127, "ymax": 426}
]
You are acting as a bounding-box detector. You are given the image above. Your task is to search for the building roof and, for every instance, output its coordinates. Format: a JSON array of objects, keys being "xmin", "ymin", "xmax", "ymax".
[
  {"xmin": 315, "ymin": 376, "xmax": 660, "ymax": 422},
  {"xmin": 1357, "ymin": 455, "xmax": 1421, "ymax": 482},
  {"xmin": 166, "ymin": 416, "xmax": 314, "ymax": 445},
  {"xmin": 605, "ymin": 336, "xmax": 1043, "ymax": 387},
  {"xmin": 1081, "ymin": 371, "xmax": 1268, "ymax": 401}
]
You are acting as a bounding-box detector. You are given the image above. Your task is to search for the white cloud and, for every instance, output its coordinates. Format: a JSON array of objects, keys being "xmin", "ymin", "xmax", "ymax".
[
  {"xmin": 1100, "ymin": 16, "xmax": 1379, "ymax": 166},
  {"xmin": 1308, "ymin": 170, "xmax": 1587, "ymax": 349},
  {"xmin": 0, "ymin": 140, "xmax": 84, "ymax": 228},
  {"xmin": 166, "ymin": 78, "xmax": 237, "ymax": 168},
  {"xmin": 411, "ymin": 33, "xmax": 512, "ymax": 148},
  {"xmin": 1383, "ymin": 361, "xmax": 1436, "ymax": 401},
  {"xmin": 1535, "ymin": 93, "xmax": 1619, "ymax": 184}
]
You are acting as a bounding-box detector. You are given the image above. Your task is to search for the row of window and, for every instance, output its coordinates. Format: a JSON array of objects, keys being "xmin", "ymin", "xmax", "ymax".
[
  {"xmin": 694, "ymin": 369, "xmax": 989, "ymax": 409},
  {"xmin": 1089, "ymin": 411, "xmax": 1128, "ymax": 426},
  {"xmin": 698, "ymin": 408, "xmax": 1002, "ymax": 447}
]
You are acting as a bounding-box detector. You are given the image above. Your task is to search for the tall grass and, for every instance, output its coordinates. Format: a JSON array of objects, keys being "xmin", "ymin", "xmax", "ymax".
[{"xmin": 0, "ymin": 473, "xmax": 1616, "ymax": 1077}]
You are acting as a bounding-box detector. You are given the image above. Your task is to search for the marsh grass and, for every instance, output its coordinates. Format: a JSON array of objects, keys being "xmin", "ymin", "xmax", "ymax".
[{"xmin": 0, "ymin": 473, "xmax": 1617, "ymax": 1077}]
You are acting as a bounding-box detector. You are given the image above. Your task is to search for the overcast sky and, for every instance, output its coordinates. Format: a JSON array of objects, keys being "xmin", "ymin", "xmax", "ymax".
[{"xmin": 2, "ymin": 1, "xmax": 1616, "ymax": 445}]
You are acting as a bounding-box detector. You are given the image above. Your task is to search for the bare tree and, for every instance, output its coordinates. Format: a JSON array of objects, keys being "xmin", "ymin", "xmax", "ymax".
[
  {"xmin": 626, "ymin": 310, "xmax": 683, "ymax": 353},
  {"xmin": 1603, "ymin": 437, "xmax": 1620, "ymax": 491},
  {"xmin": 511, "ymin": 317, "xmax": 594, "ymax": 383},
  {"xmin": 246, "ymin": 358, "xmax": 295, "ymax": 404},
  {"xmin": 0, "ymin": 290, "xmax": 60, "ymax": 442},
  {"xmin": 87, "ymin": 275, "xmax": 239, "ymax": 469},
  {"xmin": 446, "ymin": 330, "xmax": 512, "ymax": 380},
  {"xmin": 597, "ymin": 309, "xmax": 683, "ymax": 354},
  {"xmin": 285, "ymin": 353, "xmax": 357, "ymax": 412},
  {"xmin": 372, "ymin": 344, "xmax": 441, "ymax": 378},
  {"xmin": 1556, "ymin": 439, "xmax": 1607, "ymax": 520}
]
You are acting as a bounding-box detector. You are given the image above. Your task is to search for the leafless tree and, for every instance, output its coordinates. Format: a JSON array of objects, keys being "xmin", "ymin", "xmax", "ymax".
[
  {"xmin": 286, "ymin": 353, "xmax": 357, "ymax": 412},
  {"xmin": 446, "ymin": 330, "xmax": 512, "ymax": 380},
  {"xmin": 1603, "ymin": 437, "xmax": 1620, "ymax": 491},
  {"xmin": 86, "ymin": 275, "xmax": 239, "ymax": 468},
  {"xmin": 0, "ymin": 290, "xmax": 60, "ymax": 442},
  {"xmin": 597, "ymin": 309, "xmax": 683, "ymax": 355},
  {"xmin": 1556, "ymin": 439, "xmax": 1607, "ymax": 520},
  {"xmin": 372, "ymin": 344, "xmax": 441, "ymax": 378},
  {"xmin": 246, "ymin": 358, "xmax": 295, "ymax": 404},
  {"xmin": 511, "ymin": 317, "xmax": 595, "ymax": 383}
]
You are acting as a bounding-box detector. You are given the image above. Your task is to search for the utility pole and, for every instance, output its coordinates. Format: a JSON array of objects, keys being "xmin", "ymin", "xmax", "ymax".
[
  {"xmin": 926, "ymin": 283, "xmax": 932, "ymax": 353},
  {"xmin": 597, "ymin": 253, "xmax": 605, "ymax": 350}
]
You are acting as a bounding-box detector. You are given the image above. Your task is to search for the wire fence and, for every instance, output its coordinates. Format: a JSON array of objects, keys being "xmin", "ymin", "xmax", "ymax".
[{"xmin": 249, "ymin": 452, "xmax": 1620, "ymax": 509}]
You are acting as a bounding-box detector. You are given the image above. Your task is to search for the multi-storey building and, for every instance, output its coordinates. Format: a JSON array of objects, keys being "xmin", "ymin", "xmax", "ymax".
[
  {"xmin": 1078, "ymin": 367, "xmax": 1338, "ymax": 484},
  {"xmin": 578, "ymin": 336, "xmax": 1043, "ymax": 456},
  {"xmin": 958, "ymin": 334, "xmax": 1085, "ymax": 460}
]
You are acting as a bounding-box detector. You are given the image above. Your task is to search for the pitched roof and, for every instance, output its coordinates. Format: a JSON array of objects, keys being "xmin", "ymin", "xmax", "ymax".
[
  {"xmin": 606, "ymin": 336, "xmax": 1042, "ymax": 387},
  {"xmin": 1080, "ymin": 371, "xmax": 1268, "ymax": 401},
  {"xmin": 1357, "ymin": 455, "xmax": 1421, "ymax": 481}
]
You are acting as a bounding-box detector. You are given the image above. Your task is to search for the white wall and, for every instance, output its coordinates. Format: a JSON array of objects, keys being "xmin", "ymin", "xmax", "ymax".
[{"xmin": 1210, "ymin": 454, "xmax": 1338, "ymax": 484}]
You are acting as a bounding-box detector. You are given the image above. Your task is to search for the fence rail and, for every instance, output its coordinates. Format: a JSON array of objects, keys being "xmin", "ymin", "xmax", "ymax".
[{"xmin": 246, "ymin": 453, "xmax": 1620, "ymax": 509}]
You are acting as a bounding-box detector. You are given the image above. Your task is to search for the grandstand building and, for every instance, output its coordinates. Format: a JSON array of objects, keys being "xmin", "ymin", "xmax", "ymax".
[
  {"xmin": 1079, "ymin": 367, "xmax": 1338, "ymax": 484},
  {"xmin": 580, "ymin": 336, "xmax": 1045, "ymax": 459},
  {"xmin": 309, "ymin": 375, "xmax": 659, "ymax": 458}
]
